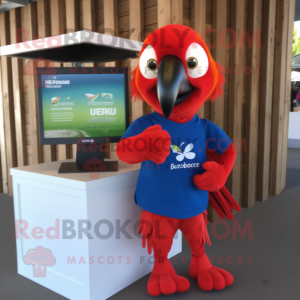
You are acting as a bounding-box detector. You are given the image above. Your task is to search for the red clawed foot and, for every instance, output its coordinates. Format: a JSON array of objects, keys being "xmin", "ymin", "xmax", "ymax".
[
  {"xmin": 190, "ymin": 254, "xmax": 234, "ymax": 291},
  {"xmin": 197, "ymin": 266, "xmax": 234, "ymax": 291},
  {"xmin": 147, "ymin": 259, "xmax": 190, "ymax": 296},
  {"xmin": 147, "ymin": 273, "xmax": 190, "ymax": 296}
]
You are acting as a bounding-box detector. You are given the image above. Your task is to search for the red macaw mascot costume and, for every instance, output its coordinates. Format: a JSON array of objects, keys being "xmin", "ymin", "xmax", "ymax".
[{"xmin": 117, "ymin": 24, "xmax": 241, "ymax": 296}]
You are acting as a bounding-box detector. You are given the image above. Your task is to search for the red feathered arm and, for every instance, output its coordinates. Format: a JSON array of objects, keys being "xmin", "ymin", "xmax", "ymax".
[
  {"xmin": 116, "ymin": 125, "xmax": 171, "ymax": 165},
  {"xmin": 193, "ymin": 143, "xmax": 241, "ymax": 220}
]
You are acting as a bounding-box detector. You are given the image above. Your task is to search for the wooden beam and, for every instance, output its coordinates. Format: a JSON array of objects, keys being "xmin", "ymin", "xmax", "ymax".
[
  {"xmin": 270, "ymin": 0, "xmax": 289, "ymax": 195},
  {"xmin": 66, "ymin": 0, "xmax": 79, "ymax": 33},
  {"xmin": 130, "ymin": 0, "xmax": 144, "ymax": 121},
  {"xmin": 227, "ymin": 0, "xmax": 245, "ymax": 207},
  {"xmin": 211, "ymin": 0, "xmax": 226, "ymax": 129},
  {"xmin": 281, "ymin": 0, "xmax": 296, "ymax": 191},
  {"xmin": 37, "ymin": 0, "xmax": 56, "ymax": 163},
  {"xmin": 257, "ymin": 0, "xmax": 276, "ymax": 201},
  {"xmin": 82, "ymin": 0, "xmax": 96, "ymax": 31},
  {"xmin": 158, "ymin": 0, "xmax": 171, "ymax": 27},
  {"xmin": 103, "ymin": 0, "xmax": 118, "ymax": 159},
  {"xmin": 37, "ymin": 0, "xmax": 50, "ymax": 38},
  {"xmin": 65, "ymin": 0, "xmax": 79, "ymax": 158},
  {"xmin": 103, "ymin": 0, "xmax": 118, "ymax": 36},
  {"xmin": 208, "ymin": 0, "xmax": 227, "ymax": 222},
  {"xmin": 82, "ymin": 0, "xmax": 95, "ymax": 68},
  {"xmin": 191, "ymin": 0, "xmax": 206, "ymax": 119},
  {"xmin": 50, "ymin": 0, "xmax": 70, "ymax": 161},
  {"xmin": 0, "ymin": 12, "xmax": 17, "ymax": 196},
  {"xmin": 0, "ymin": 56, "xmax": 7, "ymax": 193},
  {"xmin": 171, "ymin": 0, "xmax": 183, "ymax": 25},
  {"xmin": 24, "ymin": 2, "xmax": 42, "ymax": 165},
  {"xmin": 243, "ymin": 0, "xmax": 262, "ymax": 208},
  {"xmin": 9, "ymin": 8, "xmax": 27, "ymax": 167},
  {"xmin": 50, "ymin": 0, "xmax": 65, "ymax": 36}
]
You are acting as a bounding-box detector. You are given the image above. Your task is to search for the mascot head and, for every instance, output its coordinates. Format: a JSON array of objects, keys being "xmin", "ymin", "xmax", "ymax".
[{"xmin": 131, "ymin": 24, "xmax": 225, "ymax": 123}]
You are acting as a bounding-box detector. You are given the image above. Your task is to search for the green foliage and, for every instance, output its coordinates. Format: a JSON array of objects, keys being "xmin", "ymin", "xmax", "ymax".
[{"xmin": 293, "ymin": 26, "xmax": 300, "ymax": 56}]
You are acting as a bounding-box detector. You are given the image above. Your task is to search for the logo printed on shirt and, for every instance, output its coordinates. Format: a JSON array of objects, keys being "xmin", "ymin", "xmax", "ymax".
[{"xmin": 170, "ymin": 142, "xmax": 196, "ymax": 161}]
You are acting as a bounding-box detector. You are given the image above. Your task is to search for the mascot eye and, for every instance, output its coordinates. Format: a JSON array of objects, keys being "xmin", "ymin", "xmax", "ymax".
[
  {"xmin": 147, "ymin": 59, "xmax": 158, "ymax": 71},
  {"xmin": 186, "ymin": 57, "xmax": 198, "ymax": 69},
  {"xmin": 139, "ymin": 45, "xmax": 158, "ymax": 79},
  {"xmin": 185, "ymin": 43, "xmax": 209, "ymax": 78}
]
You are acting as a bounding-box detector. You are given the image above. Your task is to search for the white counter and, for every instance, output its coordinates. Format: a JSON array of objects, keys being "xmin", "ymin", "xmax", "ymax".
[{"xmin": 11, "ymin": 159, "xmax": 182, "ymax": 300}]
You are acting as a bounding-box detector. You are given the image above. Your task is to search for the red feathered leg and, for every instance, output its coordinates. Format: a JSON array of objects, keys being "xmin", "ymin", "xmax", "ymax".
[
  {"xmin": 180, "ymin": 213, "xmax": 234, "ymax": 291},
  {"xmin": 139, "ymin": 211, "xmax": 190, "ymax": 296}
]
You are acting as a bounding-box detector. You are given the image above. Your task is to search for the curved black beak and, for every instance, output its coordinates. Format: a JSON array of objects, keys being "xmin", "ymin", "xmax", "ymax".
[{"xmin": 157, "ymin": 55, "xmax": 186, "ymax": 118}]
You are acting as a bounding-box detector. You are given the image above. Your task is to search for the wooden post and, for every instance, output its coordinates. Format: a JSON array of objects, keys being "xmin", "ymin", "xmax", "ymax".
[
  {"xmin": 171, "ymin": 0, "xmax": 183, "ymax": 25},
  {"xmin": 103, "ymin": 0, "xmax": 118, "ymax": 36},
  {"xmin": 130, "ymin": 0, "xmax": 144, "ymax": 121},
  {"xmin": 191, "ymin": 0, "xmax": 205, "ymax": 119},
  {"xmin": 270, "ymin": 0, "xmax": 289, "ymax": 195},
  {"xmin": 37, "ymin": 0, "xmax": 56, "ymax": 163},
  {"xmin": 0, "ymin": 58, "xmax": 7, "ymax": 194},
  {"xmin": 257, "ymin": 0, "xmax": 276, "ymax": 201},
  {"xmin": 103, "ymin": 0, "xmax": 118, "ymax": 159},
  {"xmin": 9, "ymin": 8, "xmax": 27, "ymax": 167},
  {"xmin": 24, "ymin": 2, "xmax": 42, "ymax": 165},
  {"xmin": 50, "ymin": 0, "xmax": 65, "ymax": 37},
  {"xmin": 82, "ymin": 0, "xmax": 96, "ymax": 32},
  {"xmin": 227, "ymin": 0, "xmax": 245, "ymax": 207},
  {"xmin": 243, "ymin": 0, "xmax": 262, "ymax": 208},
  {"xmin": 211, "ymin": 0, "xmax": 226, "ymax": 129},
  {"xmin": 50, "ymin": 0, "xmax": 70, "ymax": 161},
  {"xmin": 208, "ymin": 0, "xmax": 227, "ymax": 222},
  {"xmin": 82, "ymin": 0, "xmax": 95, "ymax": 66},
  {"xmin": 281, "ymin": 0, "xmax": 296, "ymax": 191},
  {"xmin": 158, "ymin": 0, "xmax": 171, "ymax": 27},
  {"xmin": 66, "ymin": 0, "xmax": 79, "ymax": 33},
  {"xmin": 65, "ymin": 0, "xmax": 79, "ymax": 158},
  {"xmin": 0, "ymin": 12, "xmax": 17, "ymax": 196}
]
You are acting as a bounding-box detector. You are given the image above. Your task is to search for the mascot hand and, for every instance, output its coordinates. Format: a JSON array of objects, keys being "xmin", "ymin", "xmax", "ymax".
[
  {"xmin": 193, "ymin": 161, "xmax": 227, "ymax": 192},
  {"xmin": 116, "ymin": 125, "xmax": 171, "ymax": 165},
  {"xmin": 140, "ymin": 125, "xmax": 171, "ymax": 164}
]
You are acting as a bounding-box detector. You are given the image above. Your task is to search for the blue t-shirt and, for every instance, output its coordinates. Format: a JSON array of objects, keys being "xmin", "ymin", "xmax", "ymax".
[{"xmin": 122, "ymin": 112, "xmax": 232, "ymax": 219}]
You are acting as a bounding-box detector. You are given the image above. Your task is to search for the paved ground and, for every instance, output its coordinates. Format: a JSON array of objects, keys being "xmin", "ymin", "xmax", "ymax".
[{"xmin": 1, "ymin": 148, "xmax": 299, "ymax": 300}]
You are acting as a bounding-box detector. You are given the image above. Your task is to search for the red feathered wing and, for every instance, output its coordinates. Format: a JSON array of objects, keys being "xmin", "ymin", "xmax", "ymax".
[{"xmin": 206, "ymin": 151, "xmax": 241, "ymax": 220}]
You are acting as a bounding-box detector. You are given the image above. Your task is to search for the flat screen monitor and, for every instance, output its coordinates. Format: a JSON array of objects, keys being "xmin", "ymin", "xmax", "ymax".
[{"xmin": 36, "ymin": 67, "xmax": 130, "ymax": 173}]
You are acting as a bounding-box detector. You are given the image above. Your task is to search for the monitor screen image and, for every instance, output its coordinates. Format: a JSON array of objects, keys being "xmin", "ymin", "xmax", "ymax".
[{"xmin": 37, "ymin": 68, "xmax": 129, "ymax": 145}]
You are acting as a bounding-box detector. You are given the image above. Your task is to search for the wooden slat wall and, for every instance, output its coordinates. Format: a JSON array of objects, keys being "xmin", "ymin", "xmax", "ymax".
[
  {"xmin": 243, "ymin": 0, "xmax": 262, "ymax": 208},
  {"xmin": 0, "ymin": 55, "xmax": 7, "ymax": 193},
  {"xmin": 0, "ymin": 12, "xmax": 17, "ymax": 196},
  {"xmin": 9, "ymin": 8, "xmax": 27, "ymax": 168},
  {"xmin": 227, "ymin": 0, "xmax": 246, "ymax": 208},
  {"xmin": 270, "ymin": 0, "xmax": 289, "ymax": 195},
  {"xmin": 281, "ymin": 0, "xmax": 295, "ymax": 191},
  {"xmin": 0, "ymin": 0, "xmax": 295, "ymax": 222},
  {"xmin": 207, "ymin": 0, "xmax": 227, "ymax": 221},
  {"xmin": 37, "ymin": 0, "xmax": 57, "ymax": 163},
  {"xmin": 65, "ymin": 0, "xmax": 79, "ymax": 159},
  {"xmin": 257, "ymin": 0, "xmax": 276, "ymax": 201},
  {"xmin": 191, "ymin": 0, "xmax": 205, "ymax": 119},
  {"xmin": 24, "ymin": 2, "xmax": 43, "ymax": 166},
  {"xmin": 50, "ymin": 0, "xmax": 70, "ymax": 161},
  {"xmin": 129, "ymin": 0, "xmax": 144, "ymax": 121}
]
